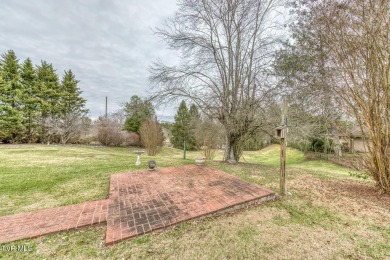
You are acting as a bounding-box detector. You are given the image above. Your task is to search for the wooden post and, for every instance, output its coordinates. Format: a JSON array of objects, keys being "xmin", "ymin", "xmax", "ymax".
[
  {"xmin": 280, "ymin": 136, "xmax": 286, "ymax": 195},
  {"xmin": 183, "ymin": 138, "xmax": 187, "ymax": 159},
  {"xmin": 280, "ymin": 98, "xmax": 288, "ymax": 195}
]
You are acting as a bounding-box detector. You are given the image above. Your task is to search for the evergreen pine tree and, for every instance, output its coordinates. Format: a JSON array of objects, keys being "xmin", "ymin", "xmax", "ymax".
[
  {"xmin": 60, "ymin": 70, "xmax": 87, "ymax": 115},
  {"xmin": 123, "ymin": 95, "xmax": 155, "ymax": 134},
  {"xmin": 188, "ymin": 103, "xmax": 200, "ymax": 149},
  {"xmin": 0, "ymin": 52, "xmax": 90, "ymax": 144},
  {"xmin": 0, "ymin": 50, "xmax": 23, "ymax": 142},
  {"xmin": 53, "ymin": 70, "xmax": 88, "ymax": 144},
  {"xmin": 36, "ymin": 61, "xmax": 60, "ymax": 142},
  {"xmin": 171, "ymin": 100, "xmax": 197, "ymax": 150},
  {"xmin": 189, "ymin": 104, "xmax": 199, "ymax": 118},
  {"xmin": 36, "ymin": 61, "xmax": 60, "ymax": 118},
  {"xmin": 20, "ymin": 58, "xmax": 39, "ymax": 142},
  {"xmin": 0, "ymin": 74, "xmax": 11, "ymax": 141}
]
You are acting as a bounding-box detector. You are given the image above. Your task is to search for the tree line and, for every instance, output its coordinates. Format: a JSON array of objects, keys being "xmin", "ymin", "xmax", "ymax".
[
  {"xmin": 0, "ymin": 50, "xmax": 88, "ymax": 144},
  {"xmin": 95, "ymin": 95, "xmax": 164, "ymax": 155},
  {"xmin": 149, "ymin": 0, "xmax": 389, "ymax": 193},
  {"xmin": 96, "ymin": 96, "xmax": 226, "ymax": 159},
  {"xmin": 169, "ymin": 100, "xmax": 230, "ymax": 159}
]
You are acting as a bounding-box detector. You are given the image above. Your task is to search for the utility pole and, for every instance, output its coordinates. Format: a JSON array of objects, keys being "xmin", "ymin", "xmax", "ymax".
[
  {"xmin": 105, "ymin": 96, "xmax": 108, "ymax": 118},
  {"xmin": 280, "ymin": 98, "xmax": 288, "ymax": 195}
]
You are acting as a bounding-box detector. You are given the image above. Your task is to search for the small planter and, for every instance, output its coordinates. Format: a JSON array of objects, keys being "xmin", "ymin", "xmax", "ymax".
[
  {"xmin": 195, "ymin": 158, "xmax": 206, "ymax": 166},
  {"xmin": 148, "ymin": 160, "xmax": 156, "ymax": 171}
]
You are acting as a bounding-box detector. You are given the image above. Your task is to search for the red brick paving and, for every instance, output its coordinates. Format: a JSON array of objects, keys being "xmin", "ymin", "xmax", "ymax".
[
  {"xmin": 0, "ymin": 165, "xmax": 275, "ymax": 245},
  {"xmin": 0, "ymin": 200, "xmax": 108, "ymax": 243},
  {"xmin": 105, "ymin": 165, "xmax": 275, "ymax": 245}
]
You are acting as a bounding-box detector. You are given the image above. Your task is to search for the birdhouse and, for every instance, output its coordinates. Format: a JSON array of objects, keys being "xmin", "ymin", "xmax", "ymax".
[{"xmin": 275, "ymin": 126, "xmax": 286, "ymax": 139}]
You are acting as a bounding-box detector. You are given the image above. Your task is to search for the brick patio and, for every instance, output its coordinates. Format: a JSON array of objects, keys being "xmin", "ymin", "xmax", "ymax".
[
  {"xmin": 0, "ymin": 200, "xmax": 108, "ymax": 243},
  {"xmin": 0, "ymin": 165, "xmax": 275, "ymax": 245},
  {"xmin": 105, "ymin": 165, "xmax": 275, "ymax": 245}
]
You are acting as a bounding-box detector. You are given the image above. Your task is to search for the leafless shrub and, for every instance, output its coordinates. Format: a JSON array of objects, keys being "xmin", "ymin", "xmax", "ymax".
[
  {"xmin": 123, "ymin": 132, "xmax": 140, "ymax": 146},
  {"xmin": 140, "ymin": 120, "xmax": 165, "ymax": 156},
  {"xmin": 194, "ymin": 118, "xmax": 224, "ymax": 160},
  {"xmin": 43, "ymin": 113, "xmax": 90, "ymax": 144},
  {"xmin": 96, "ymin": 116, "xmax": 124, "ymax": 146},
  {"xmin": 312, "ymin": 0, "xmax": 390, "ymax": 193}
]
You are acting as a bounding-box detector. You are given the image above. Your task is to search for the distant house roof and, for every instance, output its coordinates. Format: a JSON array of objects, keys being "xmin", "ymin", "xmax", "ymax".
[{"xmin": 340, "ymin": 126, "xmax": 368, "ymax": 138}]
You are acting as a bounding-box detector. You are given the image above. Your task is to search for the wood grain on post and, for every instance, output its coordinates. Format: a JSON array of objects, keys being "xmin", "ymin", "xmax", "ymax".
[{"xmin": 280, "ymin": 98, "xmax": 288, "ymax": 195}]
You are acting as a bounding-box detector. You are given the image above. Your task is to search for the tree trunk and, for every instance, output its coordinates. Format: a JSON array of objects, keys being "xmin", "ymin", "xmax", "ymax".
[
  {"xmin": 224, "ymin": 135, "xmax": 240, "ymax": 162},
  {"xmin": 332, "ymin": 129, "xmax": 342, "ymax": 157},
  {"xmin": 60, "ymin": 135, "xmax": 67, "ymax": 145}
]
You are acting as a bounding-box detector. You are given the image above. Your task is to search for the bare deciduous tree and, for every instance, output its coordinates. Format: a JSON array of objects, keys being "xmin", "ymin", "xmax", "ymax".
[
  {"xmin": 312, "ymin": 0, "xmax": 390, "ymax": 193},
  {"xmin": 150, "ymin": 0, "xmax": 283, "ymax": 161}
]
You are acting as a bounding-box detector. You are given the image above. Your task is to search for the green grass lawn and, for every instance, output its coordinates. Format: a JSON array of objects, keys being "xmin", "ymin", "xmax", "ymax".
[
  {"xmin": 241, "ymin": 144, "xmax": 305, "ymax": 165},
  {"xmin": 0, "ymin": 145, "xmax": 197, "ymax": 215},
  {"xmin": 0, "ymin": 144, "xmax": 389, "ymax": 259}
]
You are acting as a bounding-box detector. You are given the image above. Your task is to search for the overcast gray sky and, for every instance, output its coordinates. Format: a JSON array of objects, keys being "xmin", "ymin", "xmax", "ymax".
[{"xmin": 0, "ymin": 0, "xmax": 179, "ymax": 120}]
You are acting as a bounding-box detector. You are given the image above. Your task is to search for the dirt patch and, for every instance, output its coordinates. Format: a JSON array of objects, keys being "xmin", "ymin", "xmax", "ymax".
[
  {"xmin": 127, "ymin": 207, "xmax": 378, "ymax": 260},
  {"xmin": 218, "ymin": 161, "xmax": 275, "ymax": 170},
  {"xmin": 290, "ymin": 175, "xmax": 390, "ymax": 226},
  {"xmin": 327, "ymin": 179, "xmax": 390, "ymax": 207}
]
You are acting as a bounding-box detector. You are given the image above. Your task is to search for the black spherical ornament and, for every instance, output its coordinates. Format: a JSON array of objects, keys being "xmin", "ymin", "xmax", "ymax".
[{"xmin": 148, "ymin": 160, "xmax": 156, "ymax": 171}]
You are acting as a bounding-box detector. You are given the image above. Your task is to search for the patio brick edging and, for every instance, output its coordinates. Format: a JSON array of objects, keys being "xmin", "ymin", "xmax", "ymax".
[
  {"xmin": 105, "ymin": 193, "xmax": 276, "ymax": 246},
  {"xmin": 0, "ymin": 200, "xmax": 108, "ymax": 244}
]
